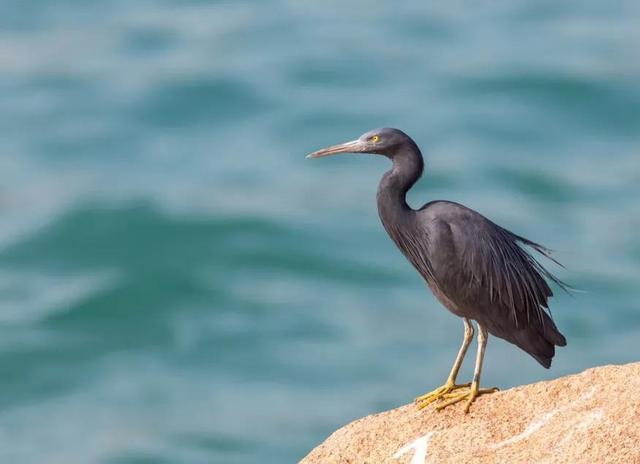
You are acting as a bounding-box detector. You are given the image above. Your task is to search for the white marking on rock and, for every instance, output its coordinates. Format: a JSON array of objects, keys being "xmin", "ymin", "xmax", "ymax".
[
  {"xmin": 393, "ymin": 431, "xmax": 436, "ymax": 464},
  {"xmin": 491, "ymin": 386, "xmax": 599, "ymax": 449},
  {"xmin": 557, "ymin": 409, "xmax": 604, "ymax": 448},
  {"xmin": 491, "ymin": 410, "xmax": 557, "ymax": 448}
]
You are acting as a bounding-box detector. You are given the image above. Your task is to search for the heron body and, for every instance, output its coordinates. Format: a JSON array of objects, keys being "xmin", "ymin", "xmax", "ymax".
[{"xmin": 308, "ymin": 127, "xmax": 567, "ymax": 413}]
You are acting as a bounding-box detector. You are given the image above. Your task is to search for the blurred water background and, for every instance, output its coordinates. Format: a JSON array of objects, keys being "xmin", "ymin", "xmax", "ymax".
[{"xmin": 1, "ymin": 1, "xmax": 639, "ymax": 462}]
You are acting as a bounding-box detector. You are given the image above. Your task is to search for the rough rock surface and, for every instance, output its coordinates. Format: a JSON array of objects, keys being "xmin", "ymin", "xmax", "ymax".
[{"xmin": 301, "ymin": 363, "xmax": 640, "ymax": 464}]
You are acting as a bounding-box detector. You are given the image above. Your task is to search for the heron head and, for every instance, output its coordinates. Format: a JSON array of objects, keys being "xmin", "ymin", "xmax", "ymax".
[{"xmin": 306, "ymin": 128, "xmax": 415, "ymax": 159}]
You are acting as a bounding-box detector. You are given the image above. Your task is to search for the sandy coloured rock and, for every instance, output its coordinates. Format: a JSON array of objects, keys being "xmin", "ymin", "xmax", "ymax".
[{"xmin": 300, "ymin": 362, "xmax": 640, "ymax": 464}]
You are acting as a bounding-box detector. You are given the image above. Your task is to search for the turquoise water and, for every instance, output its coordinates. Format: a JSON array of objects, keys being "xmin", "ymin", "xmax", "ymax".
[{"xmin": 1, "ymin": 1, "xmax": 639, "ymax": 462}]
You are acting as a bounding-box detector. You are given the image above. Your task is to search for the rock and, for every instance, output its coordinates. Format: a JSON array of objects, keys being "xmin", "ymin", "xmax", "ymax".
[{"xmin": 300, "ymin": 362, "xmax": 640, "ymax": 464}]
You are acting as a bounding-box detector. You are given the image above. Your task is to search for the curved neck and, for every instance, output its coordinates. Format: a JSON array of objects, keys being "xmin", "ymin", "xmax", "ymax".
[{"xmin": 376, "ymin": 143, "xmax": 424, "ymax": 218}]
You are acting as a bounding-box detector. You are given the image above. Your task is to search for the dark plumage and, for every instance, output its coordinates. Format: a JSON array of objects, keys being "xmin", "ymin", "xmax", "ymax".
[
  {"xmin": 307, "ymin": 127, "xmax": 567, "ymax": 412},
  {"xmin": 389, "ymin": 200, "xmax": 566, "ymax": 368}
]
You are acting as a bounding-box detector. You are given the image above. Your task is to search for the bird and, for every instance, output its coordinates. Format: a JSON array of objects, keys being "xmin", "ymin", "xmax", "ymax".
[{"xmin": 306, "ymin": 128, "xmax": 567, "ymax": 413}]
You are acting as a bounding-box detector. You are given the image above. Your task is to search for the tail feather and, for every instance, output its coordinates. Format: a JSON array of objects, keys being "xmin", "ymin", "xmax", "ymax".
[{"xmin": 512, "ymin": 312, "xmax": 566, "ymax": 368}]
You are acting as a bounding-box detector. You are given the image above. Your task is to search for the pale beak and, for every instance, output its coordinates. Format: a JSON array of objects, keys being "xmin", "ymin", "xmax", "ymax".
[{"xmin": 306, "ymin": 140, "xmax": 366, "ymax": 159}]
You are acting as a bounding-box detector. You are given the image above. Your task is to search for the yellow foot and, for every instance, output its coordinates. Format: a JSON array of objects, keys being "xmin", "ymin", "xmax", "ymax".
[
  {"xmin": 435, "ymin": 385, "xmax": 499, "ymax": 413},
  {"xmin": 415, "ymin": 381, "xmax": 470, "ymax": 410}
]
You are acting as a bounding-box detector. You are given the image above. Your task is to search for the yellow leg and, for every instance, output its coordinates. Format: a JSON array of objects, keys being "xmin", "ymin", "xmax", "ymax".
[
  {"xmin": 436, "ymin": 323, "xmax": 498, "ymax": 413},
  {"xmin": 415, "ymin": 318, "xmax": 474, "ymax": 410}
]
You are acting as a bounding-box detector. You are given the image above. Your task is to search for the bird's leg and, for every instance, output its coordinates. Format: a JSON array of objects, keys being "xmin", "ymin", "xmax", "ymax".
[
  {"xmin": 415, "ymin": 318, "xmax": 474, "ymax": 409},
  {"xmin": 436, "ymin": 323, "xmax": 498, "ymax": 413}
]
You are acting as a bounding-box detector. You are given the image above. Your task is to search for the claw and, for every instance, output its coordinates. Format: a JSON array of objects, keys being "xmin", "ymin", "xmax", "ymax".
[
  {"xmin": 415, "ymin": 381, "xmax": 471, "ymax": 410},
  {"xmin": 436, "ymin": 385, "xmax": 498, "ymax": 413}
]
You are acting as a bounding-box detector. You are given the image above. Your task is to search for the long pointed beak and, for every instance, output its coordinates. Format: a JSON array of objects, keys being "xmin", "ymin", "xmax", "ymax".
[{"xmin": 306, "ymin": 140, "xmax": 365, "ymax": 159}]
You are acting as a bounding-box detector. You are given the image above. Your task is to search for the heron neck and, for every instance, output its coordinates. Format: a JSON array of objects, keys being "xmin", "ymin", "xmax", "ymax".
[{"xmin": 376, "ymin": 145, "xmax": 424, "ymax": 220}]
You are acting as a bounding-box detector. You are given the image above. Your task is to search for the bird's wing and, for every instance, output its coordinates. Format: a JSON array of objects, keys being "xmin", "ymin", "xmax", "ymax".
[
  {"xmin": 431, "ymin": 203, "xmax": 565, "ymax": 324},
  {"xmin": 403, "ymin": 201, "xmax": 567, "ymax": 365}
]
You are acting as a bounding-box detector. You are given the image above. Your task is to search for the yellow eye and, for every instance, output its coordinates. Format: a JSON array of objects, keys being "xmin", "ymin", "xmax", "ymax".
[{"xmin": 371, "ymin": 135, "xmax": 380, "ymax": 143}]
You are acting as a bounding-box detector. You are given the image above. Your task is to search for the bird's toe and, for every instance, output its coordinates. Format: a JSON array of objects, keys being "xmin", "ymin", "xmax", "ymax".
[
  {"xmin": 415, "ymin": 381, "xmax": 471, "ymax": 410},
  {"xmin": 436, "ymin": 385, "xmax": 498, "ymax": 413}
]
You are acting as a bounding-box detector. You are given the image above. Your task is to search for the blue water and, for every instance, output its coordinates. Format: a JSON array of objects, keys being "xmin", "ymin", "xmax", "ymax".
[{"xmin": 1, "ymin": 1, "xmax": 639, "ymax": 462}]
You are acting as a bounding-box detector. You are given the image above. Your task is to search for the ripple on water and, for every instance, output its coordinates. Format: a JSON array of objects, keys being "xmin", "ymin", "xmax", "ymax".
[
  {"xmin": 0, "ymin": 202, "xmax": 402, "ymax": 364},
  {"xmin": 448, "ymin": 72, "xmax": 640, "ymax": 135},
  {"xmin": 133, "ymin": 77, "xmax": 272, "ymax": 129}
]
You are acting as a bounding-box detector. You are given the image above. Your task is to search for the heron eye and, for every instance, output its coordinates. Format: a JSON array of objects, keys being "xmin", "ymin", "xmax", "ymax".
[{"xmin": 371, "ymin": 135, "xmax": 380, "ymax": 143}]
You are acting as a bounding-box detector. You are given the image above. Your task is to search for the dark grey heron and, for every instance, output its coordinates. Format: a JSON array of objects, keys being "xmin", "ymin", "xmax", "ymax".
[{"xmin": 307, "ymin": 128, "xmax": 567, "ymax": 413}]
